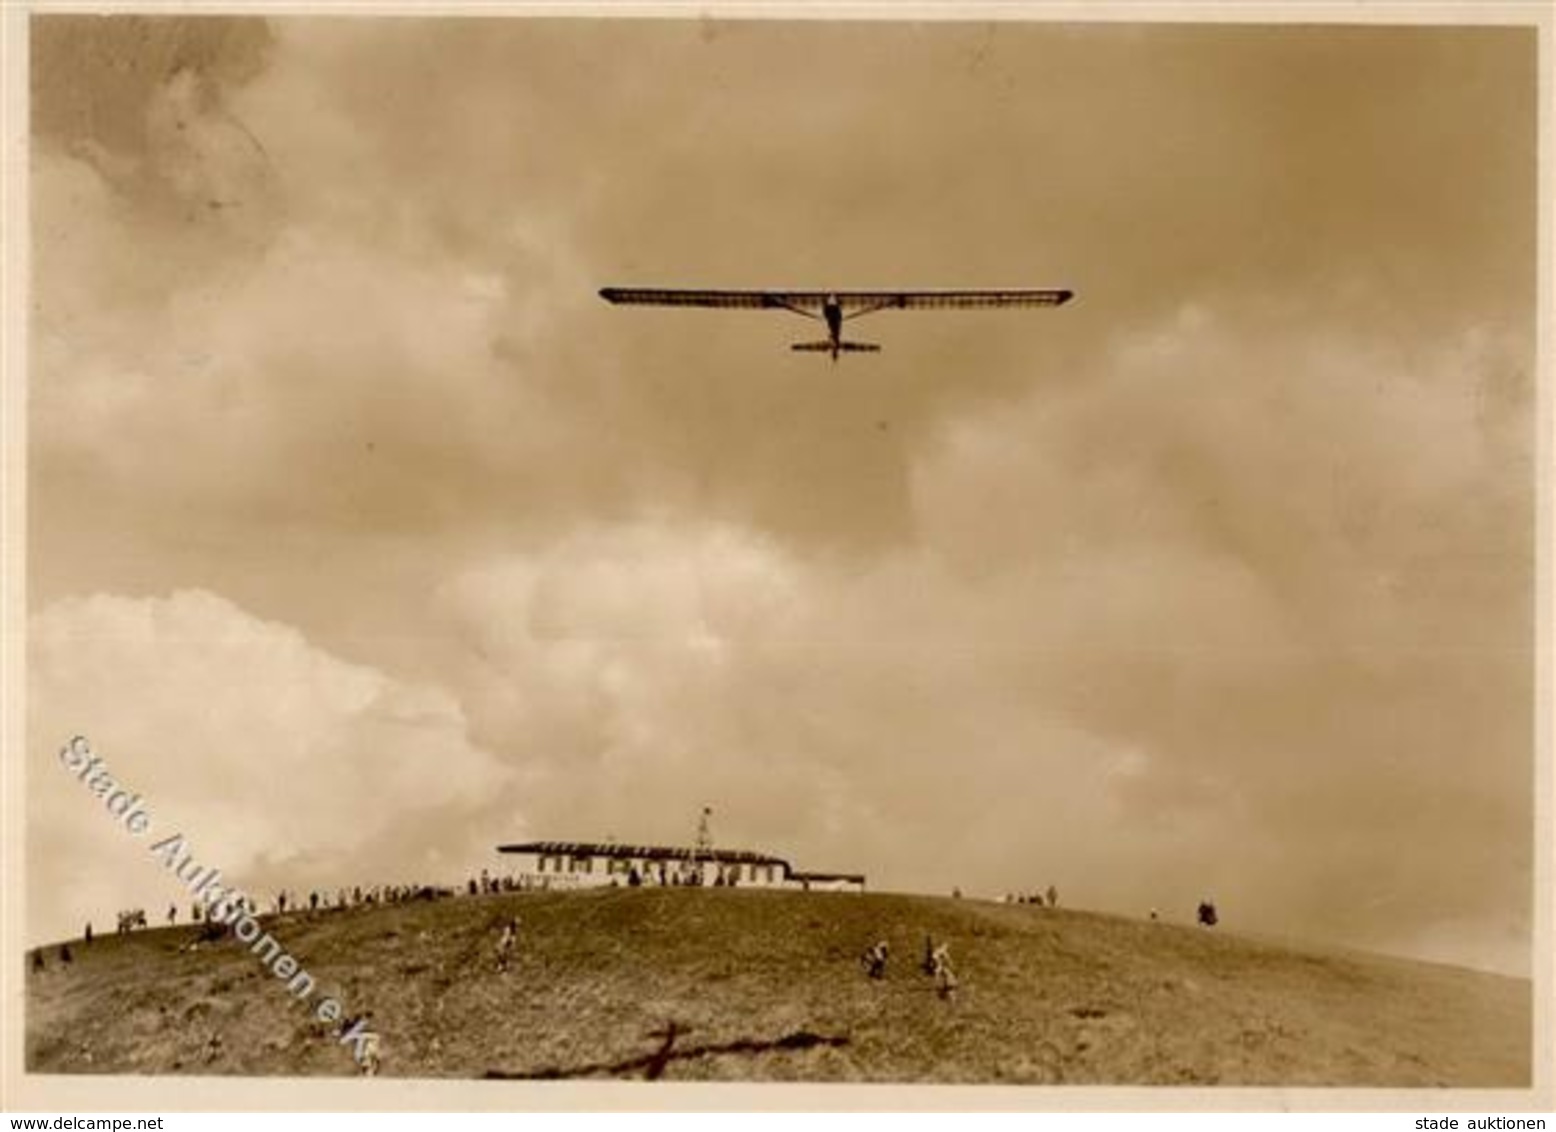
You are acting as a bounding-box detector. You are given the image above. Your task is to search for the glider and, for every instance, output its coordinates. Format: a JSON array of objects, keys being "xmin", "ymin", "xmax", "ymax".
[{"xmin": 598, "ymin": 287, "xmax": 1075, "ymax": 360}]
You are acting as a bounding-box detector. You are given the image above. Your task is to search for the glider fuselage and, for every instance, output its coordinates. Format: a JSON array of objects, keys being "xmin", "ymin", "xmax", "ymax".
[{"xmin": 822, "ymin": 295, "xmax": 845, "ymax": 357}]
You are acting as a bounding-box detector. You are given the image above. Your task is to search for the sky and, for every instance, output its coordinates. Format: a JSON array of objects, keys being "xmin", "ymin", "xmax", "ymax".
[{"xmin": 24, "ymin": 14, "xmax": 1539, "ymax": 976}]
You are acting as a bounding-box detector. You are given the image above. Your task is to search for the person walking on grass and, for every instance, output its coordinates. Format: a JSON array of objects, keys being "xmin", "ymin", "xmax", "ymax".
[
  {"xmin": 861, "ymin": 939, "xmax": 889, "ymax": 980},
  {"xmin": 349, "ymin": 1013, "xmax": 381, "ymax": 1076}
]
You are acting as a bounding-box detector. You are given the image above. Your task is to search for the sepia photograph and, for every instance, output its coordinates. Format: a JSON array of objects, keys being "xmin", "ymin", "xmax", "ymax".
[{"xmin": 3, "ymin": 2, "xmax": 1550, "ymax": 1110}]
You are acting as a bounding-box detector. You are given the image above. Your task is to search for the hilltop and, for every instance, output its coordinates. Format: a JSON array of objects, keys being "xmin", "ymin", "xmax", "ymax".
[{"xmin": 25, "ymin": 887, "xmax": 1530, "ymax": 1085}]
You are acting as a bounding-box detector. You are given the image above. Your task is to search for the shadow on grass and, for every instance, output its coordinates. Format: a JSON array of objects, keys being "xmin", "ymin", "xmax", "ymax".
[{"xmin": 484, "ymin": 1022, "xmax": 850, "ymax": 1081}]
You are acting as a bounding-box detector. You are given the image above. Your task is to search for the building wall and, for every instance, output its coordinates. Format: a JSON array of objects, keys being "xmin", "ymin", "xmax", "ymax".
[
  {"xmin": 795, "ymin": 877, "xmax": 865, "ymax": 893},
  {"xmin": 501, "ymin": 852, "xmax": 795, "ymax": 889}
]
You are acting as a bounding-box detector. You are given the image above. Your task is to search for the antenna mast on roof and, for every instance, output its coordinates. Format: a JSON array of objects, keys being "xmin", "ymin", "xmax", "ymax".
[{"xmin": 694, "ymin": 806, "xmax": 713, "ymax": 880}]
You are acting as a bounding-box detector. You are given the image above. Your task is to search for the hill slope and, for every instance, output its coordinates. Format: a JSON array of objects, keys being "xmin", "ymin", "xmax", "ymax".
[{"xmin": 25, "ymin": 887, "xmax": 1530, "ymax": 1085}]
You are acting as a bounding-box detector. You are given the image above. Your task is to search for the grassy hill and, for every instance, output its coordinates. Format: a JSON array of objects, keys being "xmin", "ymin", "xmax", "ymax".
[{"xmin": 25, "ymin": 886, "xmax": 1530, "ymax": 1085}]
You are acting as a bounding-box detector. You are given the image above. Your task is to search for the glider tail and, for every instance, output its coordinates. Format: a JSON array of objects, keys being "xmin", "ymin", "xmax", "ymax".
[{"xmin": 791, "ymin": 340, "xmax": 881, "ymax": 356}]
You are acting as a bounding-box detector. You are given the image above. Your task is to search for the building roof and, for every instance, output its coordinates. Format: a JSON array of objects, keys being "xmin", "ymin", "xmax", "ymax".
[
  {"xmin": 789, "ymin": 871, "xmax": 867, "ymax": 885},
  {"xmin": 497, "ymin": 840, "xmax": 791, "ymax": 868}
]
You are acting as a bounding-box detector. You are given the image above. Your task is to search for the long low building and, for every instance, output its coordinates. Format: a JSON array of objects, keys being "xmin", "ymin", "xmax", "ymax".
[{"xmin": 496, "ymin": 840, "xmax": 865, "ymax": 892}]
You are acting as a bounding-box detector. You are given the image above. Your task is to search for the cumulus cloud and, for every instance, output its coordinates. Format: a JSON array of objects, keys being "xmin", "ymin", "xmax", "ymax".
[
  {"xmin": 27, "ymin": 590, "xmax": 512, "ymax": 944},
  {"xmin": 431, "ymin": 523, "xmax": 823, "ymax": 848},
  {"xmin": 896, "ymin": 304, "xmax": 1533, "ymax": 970}
]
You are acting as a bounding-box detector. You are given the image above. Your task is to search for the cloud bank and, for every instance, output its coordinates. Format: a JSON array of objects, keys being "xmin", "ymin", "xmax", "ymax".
[{"xmin": 26, "ymin": 18, "xmax": 1536, "ymax": 975}]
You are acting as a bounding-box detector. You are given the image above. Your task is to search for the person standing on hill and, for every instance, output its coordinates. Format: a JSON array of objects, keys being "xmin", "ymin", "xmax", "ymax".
[
  {"xmin": 495, "ymin": 917, "xmax": 520, "ymax": 973},
  {"xmin": 1046, "ymin": 885, "xmax": 1058, "ymax": 908},
  {"xmin": 930, "ymin": 942, "xmax": 958, "ymax": 1002}
]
